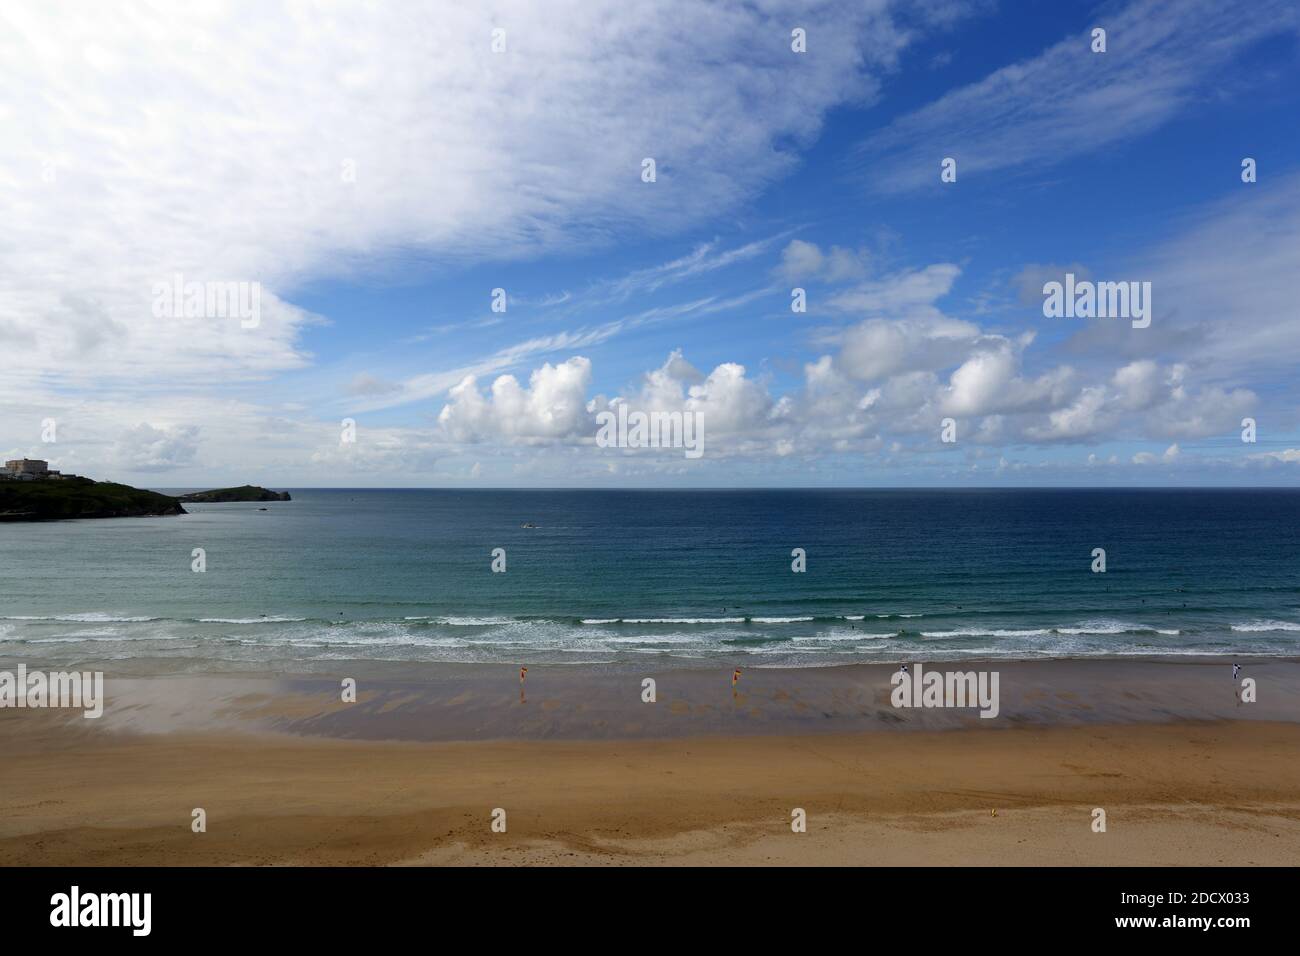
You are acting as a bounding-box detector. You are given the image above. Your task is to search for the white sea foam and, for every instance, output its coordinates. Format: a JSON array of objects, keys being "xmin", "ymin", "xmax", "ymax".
[
  {"xmin": 920, "ymin": 621, "xmax": 1179, "ymax": 638},
  {"xmin": 622, "ymin": 617, "xmax": 745, "ymax": 624},
  {"xmin": 27, "ymin": 633, "xmax": 162, "ymax": 644},
  {"xmin": 401, "ymin": 615, "xmax": 518, "ymax": 626},
  {"xmin": 921, "ymin": 628, "xmax": 1052, "ymax": 638},
  {"xmin": 1231, "ymin": 620, "xmax": 1300, "ymax": 632},
  {"xmin": 2, "ymin": 613, "xmax": 156, "ymax": 623},
  {"xmin": 597, "ymin": 633, "xmax": 704, "ymax": 645},
  {"xmin": 279, "ymin": 636, "xmax": 427, "ymax": 648},
  {"xmin": 793, "ymin": 630, "xmax": 896, "ymax": 642},
  {"xmin": 1092, "ymin": 648, "xmax": 1239, "ymax": 657},
  {"xmin": 2, "ymin": 600, "xmax": 1284, "ymax": 667},
  {"xmin": 1055, "ymin": 620, "xmax": 1140, "ymax": 636},
  {"xmin": 429, "ymin": 616, "xmax": 515, "ymax": 626},
  {"xmin": 198, "ymin": 616, "xmax": 307, "ymax": 624}
]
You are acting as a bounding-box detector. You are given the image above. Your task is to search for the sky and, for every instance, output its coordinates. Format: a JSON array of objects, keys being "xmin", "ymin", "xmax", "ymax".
[{"xmin": 2, "ymin": 0, "xmax": 1299, "ymax": 488}]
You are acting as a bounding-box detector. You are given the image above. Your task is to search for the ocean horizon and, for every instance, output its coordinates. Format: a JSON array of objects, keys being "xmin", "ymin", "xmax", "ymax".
[{"xmin": 3, "ymin": 487, "xmax": 1298, "ymax": 672}]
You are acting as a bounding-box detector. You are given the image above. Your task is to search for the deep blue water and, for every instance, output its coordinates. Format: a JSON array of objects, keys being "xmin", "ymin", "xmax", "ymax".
[{"xmin": 2, "ymin": 488, "xmax": 1299, "ymax": 669}]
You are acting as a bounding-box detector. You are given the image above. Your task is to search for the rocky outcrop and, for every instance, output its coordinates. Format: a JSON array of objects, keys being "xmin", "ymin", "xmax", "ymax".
[{"xmin": 177, "ymin": 485, "xmax": 291, "ymax": 502}]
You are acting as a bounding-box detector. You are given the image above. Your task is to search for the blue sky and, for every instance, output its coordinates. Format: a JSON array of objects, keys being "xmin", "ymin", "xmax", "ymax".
[{"xmin": 3, "ymin": 0, "xmax": 1299, "ymax": 486}]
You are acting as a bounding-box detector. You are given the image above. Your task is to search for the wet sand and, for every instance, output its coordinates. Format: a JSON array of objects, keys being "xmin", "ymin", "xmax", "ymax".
[
  {"xmin": 1, "ymin": 659, "xmax": 1297, "ymax": 865},
  {"xmin": 28, "ymin": 657, "xmax": 1299, "ymax": 740}
]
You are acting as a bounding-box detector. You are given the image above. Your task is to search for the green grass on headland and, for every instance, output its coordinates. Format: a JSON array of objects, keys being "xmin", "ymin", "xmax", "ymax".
[{"xmin": 0, "ymin": 477, "xmax": 186, "ymax": 521}]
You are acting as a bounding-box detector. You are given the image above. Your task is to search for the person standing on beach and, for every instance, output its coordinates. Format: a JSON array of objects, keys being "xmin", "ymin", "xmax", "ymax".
[{"xmin": 1232, "ymin": 662, "xmax": 1241, "ymax": 680}]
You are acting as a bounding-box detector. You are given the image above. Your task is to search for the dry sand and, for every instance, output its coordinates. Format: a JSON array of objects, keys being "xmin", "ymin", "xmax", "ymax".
[{"xmin": 1, "ymin": 660, "xmax": 1297, "ymax": 866}]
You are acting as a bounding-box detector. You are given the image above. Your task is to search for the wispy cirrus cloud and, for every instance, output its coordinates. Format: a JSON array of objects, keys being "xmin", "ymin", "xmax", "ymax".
[
  {"xmin": 349, "ymin": 277, "xmax": 781, "ymax": 414},
  {"xmin": 855, "ymin": 0, "xmax": 1300, "ymax": 193},
  {"xmin": 1062, "ymin": 172, "xmax": 1300, "ymax": 380},
  {"xmin": 0, "ymin": 0, "xmax": 951, "ymax": 393},
  {"xmin": 3, "ymin": 0, "xmax": 1293, "ymax": 488}
]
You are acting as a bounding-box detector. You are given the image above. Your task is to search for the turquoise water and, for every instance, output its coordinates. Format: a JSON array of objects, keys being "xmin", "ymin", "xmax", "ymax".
[{"xmin": 2, "ymin": 489, "xmax": 1299, "ymax": 670}]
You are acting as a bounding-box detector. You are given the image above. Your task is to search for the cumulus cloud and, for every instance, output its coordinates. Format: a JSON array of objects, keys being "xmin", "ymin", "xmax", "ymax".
[
  {"xmin": 438, "ymin": 357, "xmax": 594, "ymax": 443},
  {"xmin": 2, "ymin": 1, "xmax": 1284, "ymax": 486},
  {"xmin": 1251, "ymin": 449, "xmax": 1300, "ymax": 464},
  {"xmin": 1133, "ymin": 443, "xmax": 1180, "ymax": 465},
  {"xmin": 1110, "ymin": 360, "xmax": 1161, "ymax": 410},
  {"xmin": 939, "ymin": 344, "xmax": 1073, "ymax": 418},
  {"xmin": 677, "ymin": 363, "xmax": 773, "ymax": 436},
  {"xmin": 1026, "ymin": 361, "xmax": 1254, "ymax": 443},
  {"xmin": 434, "ymin": 348, "xmax": 780, "ymax": 455},
  {"xmin": 8, "ymin": 245, "xmax": 1264, "ymax": 485},
  {"xmin": 1032, "ymin": 387, "xmax": 1109, "ymax": 442},
  {"xmin": 422, "ymin": 272, "xmax": 1256, "ymax": 467}
]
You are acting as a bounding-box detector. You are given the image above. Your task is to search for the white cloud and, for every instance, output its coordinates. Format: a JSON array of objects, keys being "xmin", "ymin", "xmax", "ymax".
[
  {"xmin": 776, "ymin": 239, "xmax": 869, "ymax": 282},
  {"xmin": 6, "ymin": 245, "xmax": 1264, "ymax": 486},
  {"xmin": 1139, "ymin": 174, "xmax": 1300, "ymax": 375},
  {"xmin": 1251, "ymin": 449, "xmax": 1300, "ymax": 464},
  {"xmin": 1145, "ymin": 384, "xmax": 1256, "ymax": 440},
  {"xmin": 942, "ymin": 349, "xmax": 1016, "ymax": 417},
  {"xmin": 856, "ymin": 0, "xmax": 1300, "ymax": 192},
  {"xmin": 1111, "ymin": 360, "xmax": 1161, "ymax": 410},
  {"xmin": 680, "ymin": 363, "xmax": 773, "ymax": 436},
  {"xmin": 1030, "ymin": 387, "xmax": 1108, "ymax": 442},
  {"xmin": 112, "ymin": 423, "xmax": 200, "ymax": 472},
  {"xmin": 346, "ymin": 373, "xmax": 401, "ymax": 397},
  {"xmin": 438, "ymin": 357, "xmax": 594, "ymax": 443},
  {"xmin": 828, "ymin": 264, "xmax": 961, "ymax": 317},
  {"xmin": 433, "ymin": 349, "xmax": 777, "ymax": 456},
  {"xmin": 1026, "ymin": 361, "xmax": 1255, "ymax": 444},
  {"xmin": 1012, "ymin": 263, "xmax": 1092, "ymax": 307},
  {"xmin": 1133, "ymin": 443, "xmax": 1180, "ymax": 465},
  {"xmin": 0, "ymin": 0, "xmax": 936, "ymax": 393},
  {"xmin": 1, "ymin": 0, "xmax": 1285, "ymax": 486},
  {"xmin": 938, "ymin": 345, "xmax": 1071, "ymax": 418}
]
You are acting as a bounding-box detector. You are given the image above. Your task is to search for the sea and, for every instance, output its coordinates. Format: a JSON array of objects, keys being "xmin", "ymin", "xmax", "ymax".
[{"xmin": 1, "ymin": 488, "xmax": 1298, "ymax": 672}]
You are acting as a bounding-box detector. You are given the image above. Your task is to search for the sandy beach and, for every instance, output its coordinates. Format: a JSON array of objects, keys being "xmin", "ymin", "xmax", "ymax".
[{"xmin": 2, "ymin": 659, "xmax": 1298, "ymax": 866}]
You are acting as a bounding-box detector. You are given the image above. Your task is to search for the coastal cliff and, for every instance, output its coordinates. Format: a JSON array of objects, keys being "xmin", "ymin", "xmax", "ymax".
[{"xmin": 0, "ymin": 477, "xmax": 186, "ymax": 521}]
